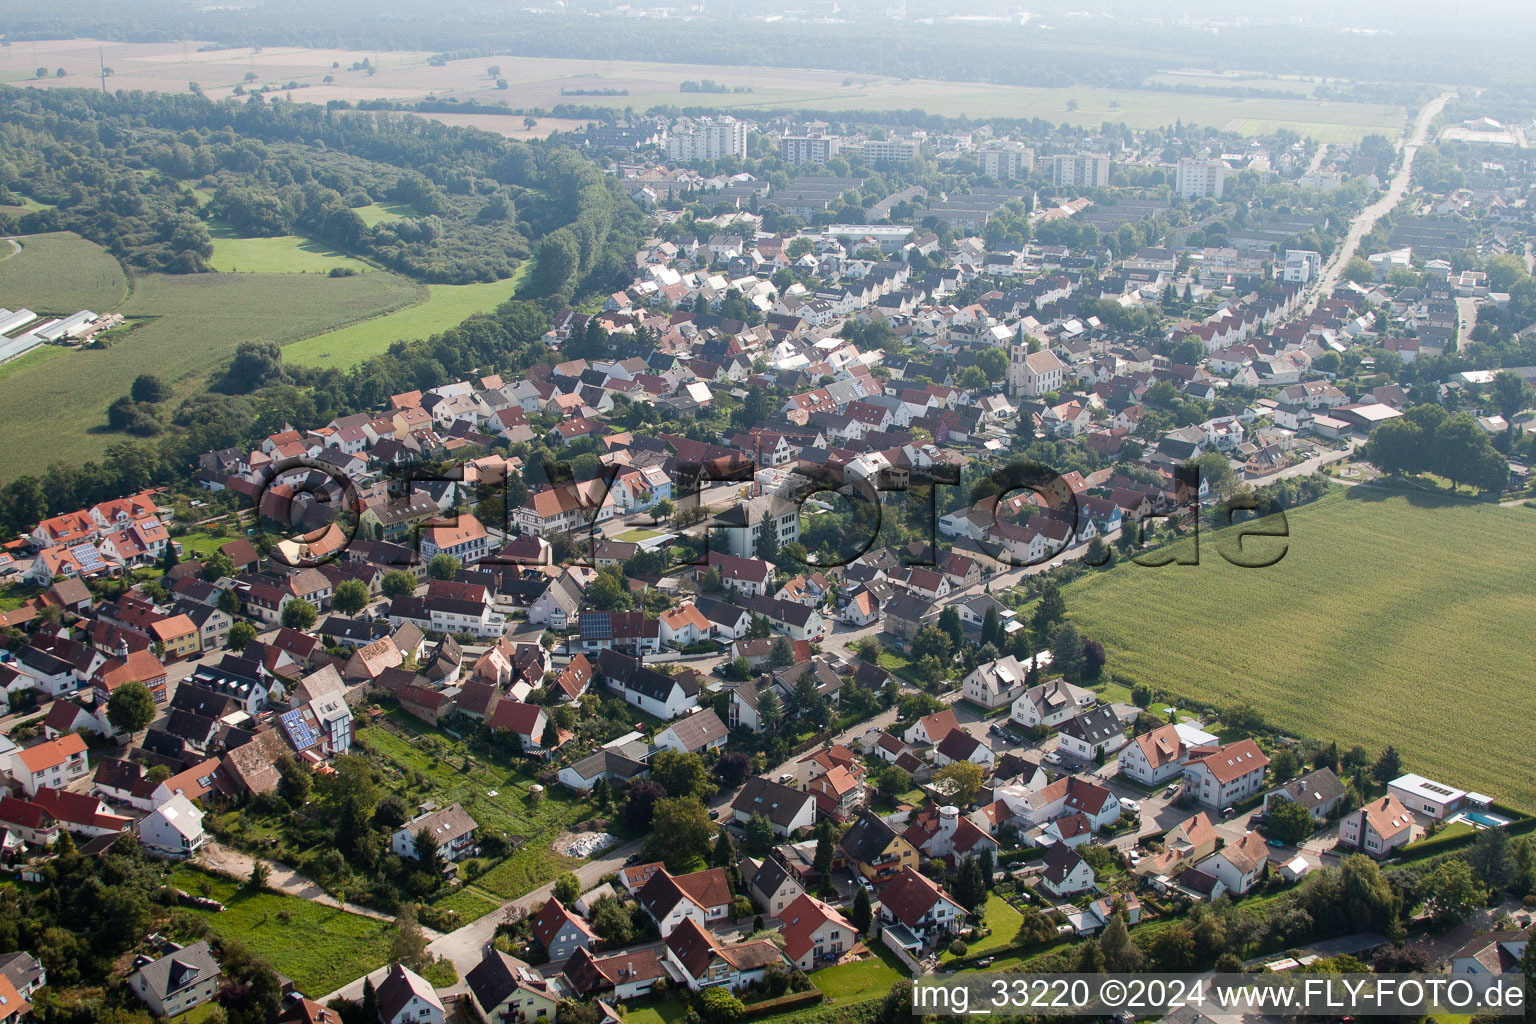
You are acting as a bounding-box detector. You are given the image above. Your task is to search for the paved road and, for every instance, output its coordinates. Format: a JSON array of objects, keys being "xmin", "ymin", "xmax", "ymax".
[{"xmin": 1310, "ymin": 92, "xmax": 1452, "ymax": 309}]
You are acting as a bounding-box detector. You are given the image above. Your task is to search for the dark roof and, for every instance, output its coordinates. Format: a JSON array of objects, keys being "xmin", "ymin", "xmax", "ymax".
[
  {"xmin": 1041, "ymin": 843, "xmax": 1088, "ymax": 885},
  {"xmin": 732, "ymin": 776, "xmax": 814, "ymax": 829},
  {"xmin": 132, "ymin": 941, "xmax": 221, "ymax": 1001},
  {"xmin": 839, "ymin": 811, "xmax": 901, "ymax": 863}
]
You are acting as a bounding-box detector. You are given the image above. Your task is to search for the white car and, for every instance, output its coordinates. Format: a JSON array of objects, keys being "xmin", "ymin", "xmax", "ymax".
[
  {"xmin": 1127, "ymin": 850, "xmax": 1142, "ymax": 866},
  {"xmin": 1121, "ymin": 799, "xmax": 1140, "ymax": 813},
  {"xmin": 1044, "ymin": 752, "xmax": 1061, "ymax": 765}
]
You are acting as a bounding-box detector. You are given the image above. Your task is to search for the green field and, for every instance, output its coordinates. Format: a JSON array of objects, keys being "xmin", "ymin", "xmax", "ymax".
[
  {"xmin": 1067, "ymin": 487, "xmax": 1536, "ymax": 810},
  {"xmin": 0, "ymin": 237, "xmax": 418, "ymax": 482},
  {"xmin": 208, "ymin": 231, "xmax": 375, "ymax": 275},
  {"xmin": 0, "ymin": 230, "xmax": 129, "ymax": 312},
  {"xmin": 282, "ymin": 267, "xmax": 526, "ymax": 368},
  {"xmin": 168, "ymin": 865, "xmax": 393, "ymax": 996}
]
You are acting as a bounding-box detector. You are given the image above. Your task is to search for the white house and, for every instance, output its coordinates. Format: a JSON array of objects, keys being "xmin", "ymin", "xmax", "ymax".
[
  {"xmin": 135, "ymin": 794, "xmax": 206, "ymax": 859},
  {"xmin": 1182, "ymin": 739, "xmax": 1270, "ymax": 810},
  {"xmin": 378, "ymin": 964, "xmax": 445, "ymax": 1024}
]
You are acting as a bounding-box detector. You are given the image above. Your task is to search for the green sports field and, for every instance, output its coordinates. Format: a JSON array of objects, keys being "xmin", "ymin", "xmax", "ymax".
[{"xmin": 1065, "ymin": 486, "xmax": 1536, "ymax": 810}]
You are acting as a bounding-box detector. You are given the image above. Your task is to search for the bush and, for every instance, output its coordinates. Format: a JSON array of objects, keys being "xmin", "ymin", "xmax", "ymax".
[{"xmin": 947, "ymin": 938, "xmax": 968, "ymax": 957}]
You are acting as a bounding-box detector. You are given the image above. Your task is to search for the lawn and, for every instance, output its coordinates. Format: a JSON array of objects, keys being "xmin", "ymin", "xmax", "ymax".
[
  {"xmin": 167, "ymin": 865, "xmax": 393, "ymax": 996},
  {"xmin": 614, "ymin": 528, "xmax": 662, "ymax": 542},
  {"xmin": 282, "ymin": 269, "xmax": 525, "ymax": 369},
  {"xmin": 808, "ymin": 944, "xmax": 905, "ymax": 1002},
  {"xmin": 0, "ymin": 230, "xmax": 129, "ymax": 313},
  {"xmin": 208, "ymin": 232, "xmax": 375, "ymax": 275},
  {"xmin": 1065, "ymin": 486, "xmax": 1536, "ymax": 810},
  {"xmin": 0, "ymin": 265, "xmax": 417, "ymax": 483},
  {"xmin": 623, "ymin": 996, "xmax": 688, "ymax": 1024},
  {"xmin": 972, "ymin": 894, "xmax": 1025, "ymax": 954},
  {"xmin": 351, "ymin": 202, "xmax": 417, "ymax": 227}
]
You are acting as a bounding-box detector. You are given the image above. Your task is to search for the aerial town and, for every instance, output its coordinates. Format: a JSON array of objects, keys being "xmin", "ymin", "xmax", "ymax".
[{"xmin": 0, "ymin": 10, "xmax": 1534, "ymax": 1024}]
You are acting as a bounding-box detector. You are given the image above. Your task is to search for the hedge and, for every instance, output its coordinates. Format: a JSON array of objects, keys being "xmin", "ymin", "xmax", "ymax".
[
  {"xmin": 741, "ymin": 990, "xmax": 824, "ymax": 1019},
  {"xmin": 998, "ymin": 846, "xmax": 1047, "ymax": 866}
]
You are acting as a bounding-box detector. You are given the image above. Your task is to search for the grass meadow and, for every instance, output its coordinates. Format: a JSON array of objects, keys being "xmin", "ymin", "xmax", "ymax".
[
  {"xmin": 282, "ymin": 265, "xmax": 527, "ymax": 369},
  {"xmin": 207, "ymin": 230, "xmax": 375, "ymax": 275},
  {"xmin": 1065, "ymin": 486, "xmax": 1536, "ymax": 810},
  {"xmin": 168, "ymin": 864, "xmax": 393, "ymax": 996}
]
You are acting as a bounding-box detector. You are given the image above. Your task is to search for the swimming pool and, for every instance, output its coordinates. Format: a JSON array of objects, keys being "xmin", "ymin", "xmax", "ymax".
[{"xmin": 1459, "ymin": 810, "xmax": 1510, "ymax": 828}]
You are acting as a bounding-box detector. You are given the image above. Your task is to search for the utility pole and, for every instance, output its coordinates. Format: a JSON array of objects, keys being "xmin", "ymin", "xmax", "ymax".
[{"xmin": 99, "ymin": 46, "xmax": 107, "ymax": 93}]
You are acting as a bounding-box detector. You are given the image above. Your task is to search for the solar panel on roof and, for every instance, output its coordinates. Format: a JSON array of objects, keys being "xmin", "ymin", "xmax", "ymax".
[
  {"xmin": 581, "ymin": 613, "xmax": 611, "ymax": 639},
  {"xmin": 280, "ymin": 708, "xmax": 320, "ymax": 749},
  {"xmin": 71, "ymin": 544, "xmax": 105, "ymax": 572}
]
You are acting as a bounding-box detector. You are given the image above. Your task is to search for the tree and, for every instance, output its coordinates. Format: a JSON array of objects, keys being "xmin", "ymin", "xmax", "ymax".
[
  {"xmin": 276, "ymin": 754, "xmax": 311, "ymax": 807},
  {"xmin": 1098, "ymin": 912, "xmax": 1143, "ymax": 971},
  {"xmin": 201, "ymin": 552, "xmax": 235, "ymax": 581},
  {"xmin": 281, "ymin": 599, "xmax": 317, "ymax": 631},
  {"xmin": 227, "ymin": 620, "xmax": 257, "ymax": 651},
  {"xmin": 131, "ymin": 374, "xmax": 174, "ymax": 404},
  {"xmin": 711, "ymin": 829, "xmax": 735, "ymax": 870},
  {"xmin": 414, "ymin": 826, "xmax": 442, "ymax": 875},
  {"xmin": 645, "ymin": 795, "xmax": 713, "ymax": 871},
  {"xmin": 1049, "ymin": 622, "xmax": 1086, "ymax": 682},
  {"xmin": 248, "ymin": 859, "xmax": 270, "ymax": 891},
  {"xmin": 653, "ymin": 498, "xmax": 675, "ymax": 521},
  {"xmin": 1492, "ymin": 370, "xmax": 1533, "ymax": 422},
  {"xmin": 851, "ymin": 884, "xmax": 873, "ymax": 934},
  {"xmin": 1467, "ymin": 826, "xmax": 1516, "ymax": 892},
  {"xmin": 952, "ymin": 855, "xmax": 986, "ymax": 914},
  {"xmin": 1267, "ymin": 797, "xmax": 1316, "ymax": 845},
  {"xmin": 1031, "ymin": 582, "xmax": 1066, "ymax": 640},
  {"xmin": 428, "ymin": 553, "xmax": 462, "ymax": 580},
  {"xmin": 1270, "ymin": 748, "xmax": 1300, "ymax": 783},
  {"xmin": 875, "ymin": 765, "xmax": 912, "ymax": 796},
  {"xmin": 699, "ymin": 988, "xmax": 744, "ymax": 1024},
  {"xmin": 978, "ymin": 848, "xmax": 995, "ymax": 890},
  {"xmin": 714, "ymin": 752, "xmax": 752, "ymax": 788},
  {"xmin": 361, "ymin": 978, "xmax": 379, "ymax": 1023},
  {"xmin": 1419, "ymin": 858, "xmax": 1484, "ymax": 928},
  {"xmin": 622, "ymin": 779, "xmax": 666, "ymax": 829},
  {"xmin": 938, "ymin": 605, "xmax": 964, "ymax": 649},
  {"xmin": 911, "ymin": 625, "xmax": 953, "ymax": 663},
  {"xmin": 106, "ymin": 680, "xmax": 156, "ymax": 735},
  {"xmin": 769, "ymin": 636, "xmax": 797, "ymax": 669},
  {"xmin": 652, "ymin": 750, "xmax": 716, "ymax": 801},
  {"xmin": 980, "ymin": 606, "xmax": 1002, "ymax": 648},
  {"xmin": 218, "ymin": 587, "xmax": 241, "ymax": 616},
  {"xmin": 590, "ymin": 894, "xmax": 634, "ymax": 945},
  {"xmin": 1341, "ymin": 257, "xmax": 1375, "ymax": 285},
  {"xmin": 1152, "ymin": 924, "xmax": 1197, "ymax": 971},
  {"xmin": 332, "ymin": 579, "xmax": 369, "ymax": 617},
  {"xmin": 591, "ymin": 776, "xmax": 612, "ymax": 811},
  {"xmin": 813, "ymin": 820, "xmax": 835, "ymax": 878},
  {"xmin": 1371, "ymin": 745, "xmax": 1402, "ymax": 786},
  {"xmin": 381, "ymin": 570, "xmax": 419, "ymax": 598},
  {"xmin": 743, "ymin": 813, "xmax": 775, "ymax": 855},
  {"xmin": 554, "ymin": 872, "xmax": 581, "ymax": 905},
  {"xmin": 389, "ymin": 904, "xmax": 431, "ymax": 971},
  {"xmin": 933, "ymin": 761, "xmax": 984, "ymax": 806}
]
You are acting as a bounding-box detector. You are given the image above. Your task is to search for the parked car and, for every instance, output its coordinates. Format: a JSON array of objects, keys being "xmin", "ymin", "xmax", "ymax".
[
  {"xmin": 1165, "ymin": 783, "xmax": 1180, "ymax": 796},
  {"xmin": 1044, "ymin": 752, "xmax": 1061, "ymax": 764},
  {"xmin": 1127, "ymin": 850, "xmax": 1141, "ymax": 866},
  {"xmin": 708, "ymin": 809, "xmax": 720, "ymax": 821},
  {"xmin": 1121, "ymin": 799, "xmax": 1140, "ymax": 813},
  {"xmin": 1221, "ymin": 806, "xmax": 1236, "ymax": 819},
  {"xmin": 624, "ymin": 853, "xmax": 643, "ymax": 866},
  {"xmin": 778, "ymin": 772, "xmax": 795, "ymax": 784}
]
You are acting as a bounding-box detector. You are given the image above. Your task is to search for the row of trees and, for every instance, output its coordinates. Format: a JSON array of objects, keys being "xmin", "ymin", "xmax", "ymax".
[{"xmin": 1362, "ymin": 403, "xmax": 1509, "ymax": 492}]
